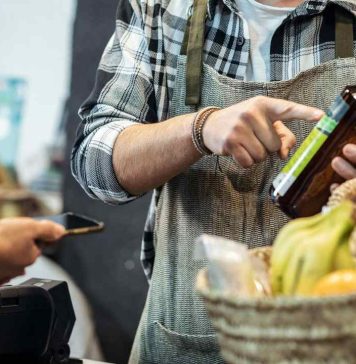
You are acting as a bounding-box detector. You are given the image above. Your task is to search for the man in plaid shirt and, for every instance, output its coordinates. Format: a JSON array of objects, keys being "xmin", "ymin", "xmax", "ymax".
[{"xmin": 72, "ymin": 0, "xmax": 356, "ymax": 362}]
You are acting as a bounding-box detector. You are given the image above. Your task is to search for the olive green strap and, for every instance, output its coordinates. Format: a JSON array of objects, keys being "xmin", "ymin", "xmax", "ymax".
[
  {"xmin": 335, "ymin": 6, "xmax": 354, "ymax": 59},
  {"xmin": 185, "ymin": 0, "xmax": 209, "ymax": 106},
  {"xmin": 181, "ymin": 16, "xmax": 191, "ymax": 56},
  {"xmin": 184, "ymin": 3, "xmax": 354, "ymax": 106}
]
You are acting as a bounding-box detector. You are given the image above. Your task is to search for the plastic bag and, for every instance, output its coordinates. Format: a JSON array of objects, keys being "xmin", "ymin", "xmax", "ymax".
[{"xmin": 195, "ymin": 234, "xmax": 271, "ymax": 297}]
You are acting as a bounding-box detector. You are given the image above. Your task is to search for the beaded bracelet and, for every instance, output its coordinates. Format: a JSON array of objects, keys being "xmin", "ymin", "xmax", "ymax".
[{"xmin": 191, "ymin": 106, "xmax": 220, "ymax": 156}]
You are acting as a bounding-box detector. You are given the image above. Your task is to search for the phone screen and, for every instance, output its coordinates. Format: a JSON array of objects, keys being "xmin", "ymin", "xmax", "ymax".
[{"xmin": 36, "ymin": 212, "xmax": 104, "ymax": 234}]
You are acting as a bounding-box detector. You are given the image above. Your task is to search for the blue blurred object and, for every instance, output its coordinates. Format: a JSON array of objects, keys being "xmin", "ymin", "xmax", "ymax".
[{"xmin": 0, "ymin": 78, "xmax": 26, "ymax": 168}]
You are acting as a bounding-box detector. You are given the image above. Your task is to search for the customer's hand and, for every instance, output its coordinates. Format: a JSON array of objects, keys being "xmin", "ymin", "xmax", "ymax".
[
  {"xmin": 0, "ymin": 218, "xmax": 66, "ymax": 284},
  {"xmin": 202, "ymin": 96, "xmax": 324, "ymax": 168}
]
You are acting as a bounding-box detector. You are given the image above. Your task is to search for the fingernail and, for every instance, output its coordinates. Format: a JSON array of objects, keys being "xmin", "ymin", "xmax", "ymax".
[{"xmin": 331, "ymin": 156, "xmax": 341, "ymax": 168}]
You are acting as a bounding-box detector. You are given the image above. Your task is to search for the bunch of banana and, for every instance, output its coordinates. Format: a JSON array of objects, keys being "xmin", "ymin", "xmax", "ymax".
[
  {"xmin": 327, "ymin": 178, "xmax": 356, "ymax": 262},
  {"xmin": 271, "ymin": 201, "xmax": 356, "ymax": 296}
]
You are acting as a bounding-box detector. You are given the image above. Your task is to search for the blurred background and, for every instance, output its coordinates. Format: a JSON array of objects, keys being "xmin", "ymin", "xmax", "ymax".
[{"xmin": 0, "ymin": 1, "xmax": 149, "ymax": 363}]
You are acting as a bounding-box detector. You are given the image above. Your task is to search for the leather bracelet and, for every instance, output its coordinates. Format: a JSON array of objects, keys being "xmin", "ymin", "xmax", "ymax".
[{"xmin": 191, "ymin": 106, "xmax": 220, "ymax": 155}]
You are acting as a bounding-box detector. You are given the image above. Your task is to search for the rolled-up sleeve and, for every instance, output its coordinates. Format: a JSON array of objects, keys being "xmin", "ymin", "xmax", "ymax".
[{"xmin": 71, "ymin": 0, "xmax": 157, "ymax": 205}]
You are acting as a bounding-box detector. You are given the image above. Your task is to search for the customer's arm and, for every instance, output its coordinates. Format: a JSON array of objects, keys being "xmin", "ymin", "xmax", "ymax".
[{"xmin": 0, "ymin": 218, "xmax": 65, "ymax": 284}]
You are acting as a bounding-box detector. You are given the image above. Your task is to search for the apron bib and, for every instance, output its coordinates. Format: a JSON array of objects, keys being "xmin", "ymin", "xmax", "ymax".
[{"xmin": 129, "ymin": 3, "xmax": 356, "ymax": 363}]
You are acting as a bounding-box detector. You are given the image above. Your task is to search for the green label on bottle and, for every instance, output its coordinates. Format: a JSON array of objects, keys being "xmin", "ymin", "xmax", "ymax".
[
  {"xmin": 281, "ymin": 124, "xmax": 328, "ymax": 176},
  {"xmin": 272, "ymin": 96, "xmax": 349, "ymax": 198},
  {"xmin": 316, "ymin": 115, "xmax": 338, "ymax": 135}
]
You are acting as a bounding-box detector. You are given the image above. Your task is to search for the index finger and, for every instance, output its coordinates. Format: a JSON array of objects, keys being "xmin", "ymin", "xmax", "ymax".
[{"xmin": 261, "ymin": 97, "xmax": 325, "ymax": 123}]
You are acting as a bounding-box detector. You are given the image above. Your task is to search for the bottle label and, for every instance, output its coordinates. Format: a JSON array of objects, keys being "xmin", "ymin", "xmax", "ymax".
[{"xmin": 272, "ymin": 96, "xmax": 350, "ymax": 198}]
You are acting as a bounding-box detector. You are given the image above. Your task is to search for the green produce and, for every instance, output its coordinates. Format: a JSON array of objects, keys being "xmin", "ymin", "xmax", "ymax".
[
  {"xmin": 334, "ymin": 238, "xmax": 356, "ymax": 270},
  {"xmin": 270, "ymin": 212, "xmax": 325, "ymax": 294},
  {"xmin": 271, "ymin": 201, "xmax": 356, "ymax": 296}
]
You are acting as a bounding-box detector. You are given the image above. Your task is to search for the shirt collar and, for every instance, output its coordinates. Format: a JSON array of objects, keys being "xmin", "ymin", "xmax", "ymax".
[
  {"xmin": 288, "ymin": 0, "xmax": 356, "ymax": 22},
  {"xmin": 206, "ymin": 0, "xmax": 356, "ymax": 19},
  {"xmin": 207, "ymin": 0, "xmax": 217, "ymax": 19}
]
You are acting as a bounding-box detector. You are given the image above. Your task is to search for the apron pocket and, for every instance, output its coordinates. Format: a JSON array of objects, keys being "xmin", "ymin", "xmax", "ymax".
[{"xmin": 153, "ymin": 321, "xmax": 223, "ymax": 363}]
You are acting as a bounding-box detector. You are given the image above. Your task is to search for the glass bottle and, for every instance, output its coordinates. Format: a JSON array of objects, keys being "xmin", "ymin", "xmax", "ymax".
[{"xmin": 270, "ymin": 85, "xmax": 356, "ymax": 218}]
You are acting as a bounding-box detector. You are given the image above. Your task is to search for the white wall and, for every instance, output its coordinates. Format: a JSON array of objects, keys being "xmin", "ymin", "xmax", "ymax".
[{"xmin": 0, "ymin": 0, "xmax": 76, "ymax": 184}]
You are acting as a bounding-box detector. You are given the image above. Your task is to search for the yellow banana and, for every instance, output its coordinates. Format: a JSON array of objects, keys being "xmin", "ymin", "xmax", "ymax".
[
  {"xmin": 292, "ymin": 233, "xmax": 343, "ymax": 295},
  {"xmin": 287, "ymin": 202, "xmax": 355, "ymax": 295},
  {"xmin": 270, "ymin": 212, "xmax": 326, "ymax": 294},
  {"xmin": 281, "ymin": 221, "xmax": 338, "ymax": 295},
  {"xmin": 348, "ymin": 228, "xmax": 356, "ymax": 262},
  {"xmin": 333, "ymin": 238, "xmax": 356, "ymax": 270},
  {"xmin": 271, "ymin": 201, "xmax": 356, "ymax": 296}
]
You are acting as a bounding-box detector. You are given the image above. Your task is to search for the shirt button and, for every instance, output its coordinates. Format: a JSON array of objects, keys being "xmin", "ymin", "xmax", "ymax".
[{"xmin": 237, "ymin": 36, "xmax": 245, "ymax": 46}]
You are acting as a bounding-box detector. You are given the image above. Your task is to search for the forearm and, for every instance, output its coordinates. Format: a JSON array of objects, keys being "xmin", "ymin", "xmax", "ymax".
[{"xmin": 113, "ymin": 113, "xmax": 201, "ymax": 195}]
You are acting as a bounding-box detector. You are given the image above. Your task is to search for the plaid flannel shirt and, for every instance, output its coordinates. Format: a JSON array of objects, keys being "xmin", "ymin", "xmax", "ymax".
[{"xmin": 71, "ymin": 0, "xmax": 356, "ymax": 281}]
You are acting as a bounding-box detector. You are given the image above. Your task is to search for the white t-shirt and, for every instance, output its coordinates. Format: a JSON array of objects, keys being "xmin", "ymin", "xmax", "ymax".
[{"xmin": 235, "ymin": 0, "xmax": 295, "ymax": 81}]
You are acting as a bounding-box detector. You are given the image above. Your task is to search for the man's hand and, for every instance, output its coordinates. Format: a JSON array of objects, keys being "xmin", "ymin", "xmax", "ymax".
[
  {"xmin": 202, "ymin": 96, "xmax": 324, "ymax": 168},
  {"xmin": 0, "ymin": 218, "xmax": 66, "ymax": 284},
  {"xmin": 332, "ymin": 144, "xmax": 356, "ymax": 182},
  {"xmin": 112, "ymin": 96, "xmax": 324, "ymax": 196}
]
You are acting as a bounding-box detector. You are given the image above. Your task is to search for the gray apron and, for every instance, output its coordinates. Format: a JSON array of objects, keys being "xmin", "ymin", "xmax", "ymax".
[{"xmin": 129, "ymin": 2, "xmax": 356, "ymax": 363}]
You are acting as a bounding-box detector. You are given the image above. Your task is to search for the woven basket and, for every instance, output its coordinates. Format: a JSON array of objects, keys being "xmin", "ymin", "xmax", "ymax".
[
  {"xmin": 197, "ymin": 268, "xmax": 356, "ymax": 364},
  {"xmin": 327, "ymin": 178, "xmax": 356, "ymax": 208}
]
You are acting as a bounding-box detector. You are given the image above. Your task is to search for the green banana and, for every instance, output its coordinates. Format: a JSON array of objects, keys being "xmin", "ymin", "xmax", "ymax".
[
  {"xmin": 289, "ymin": 221, "xmax": 350, "ymax": 295},
  {"xmin": 270, "ymin": 212, "xmax": 326, "ymax": 294},
  {"xmin": 271, "ymin": 201, "xmax": 356, "ymax": 296},
  {"xmin": 280, "ymin": 221, "xmax": 336, "ymax": 295},
  {"xmin": 333, "ymin": 238, "xmax": 356, "ymax": 270},
  {"xmin": 348, "ymin": 228, "xmax": 356, "ymax": 263}
]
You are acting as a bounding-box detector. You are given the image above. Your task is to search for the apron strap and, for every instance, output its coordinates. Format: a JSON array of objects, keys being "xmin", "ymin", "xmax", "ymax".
[
  {"xmin": 181, "ymin": 16, "xmax": 191, "ymax": 56},
  {"xmin": 185, "ymin": 0, "xmax": 209, "ymax": 106},
  {"xmin": 335, "ymin": 5, "xmax": 354, "ymax": 59},
  {"xmin": 184, "ymin": 3, "xmax": 354, "ymax": 106}
]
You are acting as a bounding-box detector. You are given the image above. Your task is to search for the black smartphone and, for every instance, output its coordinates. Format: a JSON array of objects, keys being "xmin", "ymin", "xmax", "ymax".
[{"xmin": 36, "ymin": 212, "xmax": 104, "ymax": 235}]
